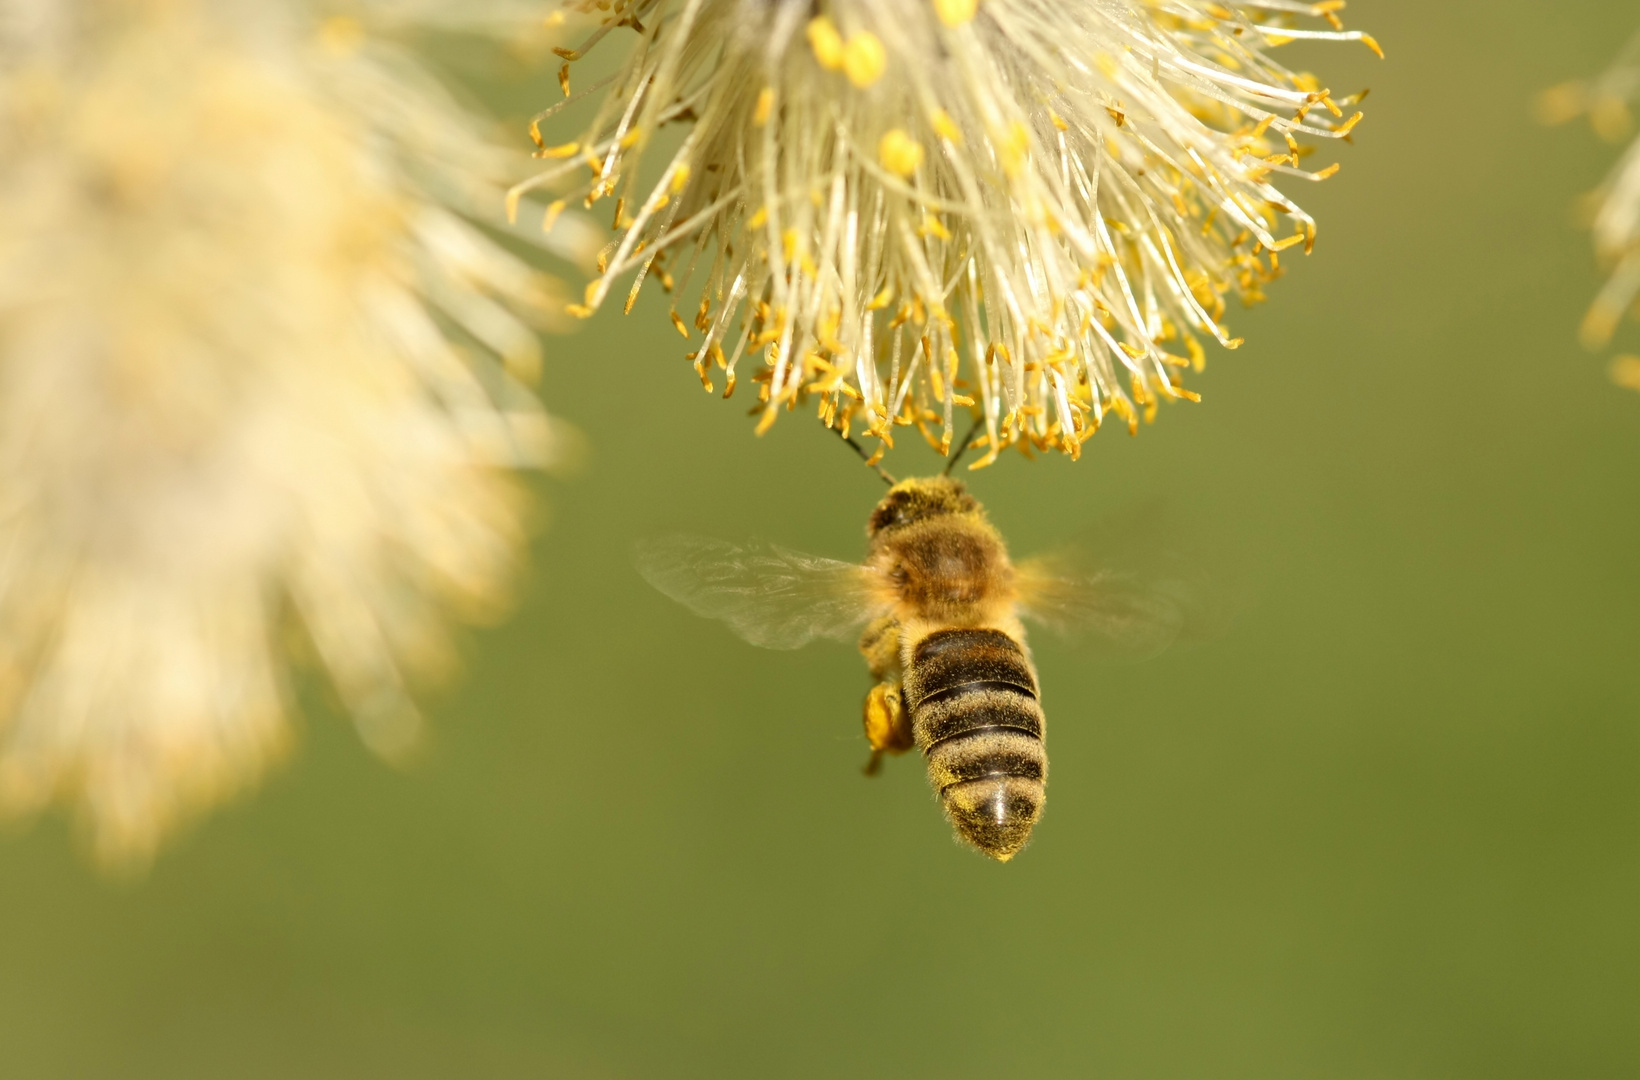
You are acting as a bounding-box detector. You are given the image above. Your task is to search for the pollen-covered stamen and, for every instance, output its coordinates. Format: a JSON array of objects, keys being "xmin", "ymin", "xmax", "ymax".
[
  {"xmin": 528, "ymin": 0, "xmax": 1378, "ymax": 462},
  {"xmin": 1541, "ymin": 30, "xmax": 1640, "ymax": 368}
]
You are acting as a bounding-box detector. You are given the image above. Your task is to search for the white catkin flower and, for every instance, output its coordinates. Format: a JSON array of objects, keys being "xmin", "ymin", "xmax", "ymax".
[
  {"xmin": 516, "ymin": 0, "xmax": 1379, "ymax": 467},
  {"xmin": 1540, "ymin": 32, "xmax": 1640, "ymax": 392},
  {"xmin": 0, "ymin": 0, "xmax": 577, "ymax": 867}
]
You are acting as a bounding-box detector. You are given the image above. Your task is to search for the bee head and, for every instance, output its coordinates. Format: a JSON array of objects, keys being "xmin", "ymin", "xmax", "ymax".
[{"xmin": 867, "ymin": 477, "xmax": 981, "ymax": 536}]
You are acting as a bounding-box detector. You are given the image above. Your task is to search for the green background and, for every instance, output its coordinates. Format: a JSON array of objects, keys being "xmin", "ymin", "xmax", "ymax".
[{"xmin": 5, "ymin": 2, "xmax": 1640, "ymax": 1076}]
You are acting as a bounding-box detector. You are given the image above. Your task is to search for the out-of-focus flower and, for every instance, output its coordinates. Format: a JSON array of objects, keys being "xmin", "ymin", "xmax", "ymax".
[
  {"xmin": 1540, "ymin": 32, "xmax": 1640, "ymax": 384},
  {"xmin": 0, "ymin": 0, "xmax": 583, "ymax": 867},
  {"xmin": 516, "ymin": 0, "xmax": 1378, "ymax": 466}
]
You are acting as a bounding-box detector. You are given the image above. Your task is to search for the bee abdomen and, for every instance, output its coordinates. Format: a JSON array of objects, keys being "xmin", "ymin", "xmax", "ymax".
[{"xmin": 905, "ymin": 629, "xmax": 1047, "ymax": 862}]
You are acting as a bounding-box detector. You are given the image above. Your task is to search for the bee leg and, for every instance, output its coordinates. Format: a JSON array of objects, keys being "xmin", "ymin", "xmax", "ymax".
[{"xmin": 861, "ymin": 681, "xmax": 912, "ymax": 777}]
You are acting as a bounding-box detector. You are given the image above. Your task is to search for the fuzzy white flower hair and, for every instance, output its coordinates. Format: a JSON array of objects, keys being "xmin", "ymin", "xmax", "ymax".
[
  {"xmin": 518, "ymin": 0, "xmax": 1378, "ymax": 466},
  {"xmin": 0, "ymin": 0, "xmax": 580, "ymax": 866},
  {"xmin": 1541, "ymin": 32, "xmax": 1640, "ymax": 391}
]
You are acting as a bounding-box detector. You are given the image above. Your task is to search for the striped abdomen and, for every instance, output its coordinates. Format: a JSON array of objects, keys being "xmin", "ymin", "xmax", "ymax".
[{"xmin": 904, "ymin": 628, "xmax": 1046, "ymax": 861}]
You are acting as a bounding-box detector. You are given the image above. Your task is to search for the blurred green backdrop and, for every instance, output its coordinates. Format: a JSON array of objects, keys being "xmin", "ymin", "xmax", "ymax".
[{"xmin": 5, "ymin": 2, "xmax": 1640, "ymax": 1077}]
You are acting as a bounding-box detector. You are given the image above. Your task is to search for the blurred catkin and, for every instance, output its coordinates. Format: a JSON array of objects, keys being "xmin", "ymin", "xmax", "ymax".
[
  {"xmin": 520, "ymin": 0, "xmax": 1380, "ymax": 467},
  {"xmin": 1540, "ymin": 31, "xmax": 1640, "ymax": 388},
  {"xmin": 0, "ymin": 0, "xmax": 573, "ymax": 867}
]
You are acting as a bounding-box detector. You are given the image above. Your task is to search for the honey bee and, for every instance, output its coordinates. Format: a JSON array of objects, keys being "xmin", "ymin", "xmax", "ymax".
[{"xmin": 636, "ymin": 476, "xmax": 1189, "ymax": 862}]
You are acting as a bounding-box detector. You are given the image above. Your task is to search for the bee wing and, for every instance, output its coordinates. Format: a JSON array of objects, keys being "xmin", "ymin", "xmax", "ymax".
[
  {"xmin": 1013, "ymin": 556, "xmax": 1194, "ymax": 660},
  {"xmin": 1012, "ymin": 502, "xmax": 1231, "ymax": 661},
  {"xmin": 634, "ymin": 535, "xmax": 889, "ymax": 650}
]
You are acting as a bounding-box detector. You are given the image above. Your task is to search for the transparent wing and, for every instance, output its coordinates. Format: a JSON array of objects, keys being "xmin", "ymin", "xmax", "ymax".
[
  {"xmin": 634, "ymin": 535, "xmax": 888, "ymax": 650},
  {"xmin": 1014, "ymin": 557, "xmax": 1194, "ymax": 660},
  {"xmin": 1013, "ymin": 502, "xmax": 1233, "ymax": 661}
]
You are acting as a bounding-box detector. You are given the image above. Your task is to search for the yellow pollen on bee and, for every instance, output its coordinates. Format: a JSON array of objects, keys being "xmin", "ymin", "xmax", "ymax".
[{"xmin": 879, "ymin": 129, "xmax": 925, "ymax": 177}]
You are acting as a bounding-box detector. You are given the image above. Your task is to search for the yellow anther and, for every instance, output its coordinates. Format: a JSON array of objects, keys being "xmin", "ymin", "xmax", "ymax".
[
  {"xmin": 670, "ymin": 309, "xmax": 690, "ymax": 339},
  {"xmin": 843, "ymin": 32, "xmax": 886, "ymax": 88},
  {"xmin": 806, "ymin": 17, "xmax": 845, "ymax": 70},
  {"xmin": 934, "ymin": 0, "xmax": 978, "ymax": 27},
  {"xmin": 538, "ymin": 141, "xmax": 581, "ymax": 160},
  {"xmin": 1360, "ymin": 34, "xmax": 1383, "ymax": 59},
  {"xmin": 1610, "ymin": 356, "xmax": 1640, "ymax": 393},
  {"xmin": 930, "ymin": 108, "xmax": 963, "ymax": 144},
  {"xmin": 919, "ymin": 214, "xmax": 952, "ymax": 241},
  {"xmin": 999, "ymin": 121, "xmax": 1030, "ymax": 176},
  {"xmin": 318, "ymin": 16, "xmax": 364, "ymax": 57},
  {"xmin": 753, "ymin": 87, "xmax": 774, "ymax": 126},
  {"xmin": 748, "ymin": 205, "xmax": 768, "ymax": 229},
  {"xmin": 879, "ymin": 129, "xmax": 925, "ymax": 177},
  {"xmin": 542, "ymin": 200, "xmax": 566, "ymax": 233}
]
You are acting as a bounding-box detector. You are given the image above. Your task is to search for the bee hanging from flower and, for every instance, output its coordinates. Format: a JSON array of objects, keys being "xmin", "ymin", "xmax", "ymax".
[
  {"xmin": 636, "ymin": 429, "xmax": 1204, "ymax": 861},
  {"xmin": 516, "ymin": 0, "xmax": 1380, "ymax": 468}
]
